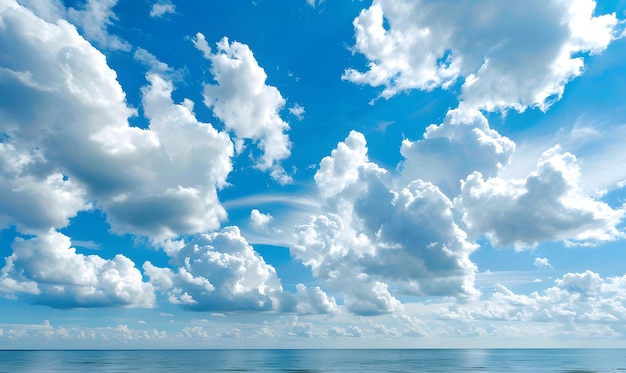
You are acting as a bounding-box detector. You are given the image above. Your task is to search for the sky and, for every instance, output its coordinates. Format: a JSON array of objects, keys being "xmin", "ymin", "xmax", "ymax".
[{"xmin": 1, "ymin": 0, "xmax": 626, "ymax": 349}]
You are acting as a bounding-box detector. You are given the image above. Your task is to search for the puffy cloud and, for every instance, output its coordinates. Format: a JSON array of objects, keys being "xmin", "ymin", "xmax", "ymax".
[
  {"xmin": 107, "ymin": 70, "xmax": 233, "ymax": 240},
  {"xmin": 440, "ymin": 271, "xmax": 626, "ymax": 326},
  {"xmin": 67, "ymin": 0, "xmax": 131, "ymax": 51},
  {"xmin": 399, "ymin": 107, "xmax": 515, "ymax": 197},
  {"xmin": 344, "ymin": 0, "xmax": 619, "ymax": 111},
  {"xmin": 314, "ymin": 130, "xmax": 383, "ymax": 200},
  {"xmin": 149, "ymin": 1, "xmax": 175, "ymax": 18},
  {"xmin": 455, "ymin": 146, "xmax": 624, "ymax": 249},
  {"xmin": 250, "ymin": 209, "xmax": 273, "ymax": 230},
  {"xmin": 0, "ymin": 3, "xmax": 233, "ymax": 240},
  {"xmin": 0, "ymin": 145, "xmax": 90, "ymax": 234},
  {"xmin": 0, "ymin": 230, "xmax": 155, "ymax": 308},
  {"xmin": 290, "ymin": 284, "xmax": 338, "ymax": 315},
  {"xmin": 534, "ymin": 258, "xmax": 553, "ymax": 268},
  {"xmin": 195, "ymin": 34, "xmax": 293, "ymax": 184},
  {"xmin": 144, "ymin": 226, "xmax": 337, "ymax": 314},
  {"xmin": 327, "ymin": 325, "xmax": 363, "ymax": 337},
  {"xmin": 286, "ymin": 316, "xmax": 313, "ymax": 337},
  {"xmin": 293, "ymin": 131, "xmax": 478, "ymax": 315}
]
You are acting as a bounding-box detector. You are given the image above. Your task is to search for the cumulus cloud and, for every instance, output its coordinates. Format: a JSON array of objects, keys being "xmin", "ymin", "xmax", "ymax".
[
  {"xmin": 144, "ymin": 226, "xmax": 337, "ymax": 314},
  {"xmin": 286, "ymin": 316, "xmax": 313, "ymax": 337},
  {"xmin": 327, "ymin": 325, "xmax": 363, "ymax": 337},
  {"xmin": 534, "ymin": 258, "xmax": 553, "ymax": 268},
  {"xmin": 0, "ymin": 230, "xmax": 155, "ymax": 308},
  {"xmin": 250, "ymin": 209, "xmax": 273, "ymax": 230},
  {"xmin": 0, "ymin": 3, "xmax": 234, "ymax": 241},
  {"xmin": 195, "ymin": 34, "xmax": 293, "ymax": 184},
  {"xmin": 109, "ymin": 68, "xmax": 233, "ymax": 240},
  {"xmin": 149, "ymin": 1, "xmax": 175, "ymax": 18},
  {"xmin": 344, "ymin": 0, "xmax": 619, "ymax": 111},
  {"xmin": 67, "ymin": 0, "xmax": 131, "ymax": 51},
  {"xmin": 439, "ymin": 270, "xmax": 626, "ymax": 326},
  {"xmin": 455, "ymin": 146, "xmax": 625, "ymax": 249},
  {"xmin": 399, "ymin": 107, "xmax": 515, "ymax": 197},
  {"xmin": 293, "ymin": 131, "xmax": 478, "ymax": 315},
  {"xmin": 0, "ymin": 146, "xmax": 90, "ymax": 234}
]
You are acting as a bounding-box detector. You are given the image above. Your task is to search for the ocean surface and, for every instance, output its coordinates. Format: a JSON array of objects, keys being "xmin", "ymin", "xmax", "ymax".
[{"xmin": 1, "ymin": 349, "xmax": 626, "ymax": 372}]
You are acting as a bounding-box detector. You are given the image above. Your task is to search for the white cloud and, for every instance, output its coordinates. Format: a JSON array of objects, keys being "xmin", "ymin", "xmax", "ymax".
[
  {"xmin": 399, "ymin": 106, "xmax": 515, "ymax": 197},
  {"xmin": 501, "ymin": 121, "xmax": 626, "ymax": 196},
  {"xmin": 286, "ymin": 316, "xmax": 313, "ymax": 337},
  {"xmin": 0, "ymin": 230, "xmax": 155, "ymax": 308},
  {"xmin": 440, "ymin": 270, "xmax": 626, "ymax": 327},
  {"xmin": 0, "ymin": 4, "xmax": 234, "ymax": 241},
  {"xmin": 195, "ymin": 34, "xmax": 293, "ymax": 184},
  {"xmin": 534, "ymin": 258, "xmax": 553, "ymax": 269},
  {"xmin": 149, "ymin": 1, "xmax": 175, "ymax": 18},
  {"xmin": 107, "ymin": 70, "xmax": 233, "ymax": 240},
  {"xmin": 314, "ymin": 130, "xmax": 381, "ymax": 199},
  {"xmin": 327, "ymin": 325, "xmax": 362, "ymax": 337},
  {"xmin": 289, "ymin": 103, "xmax": 305, "ymax": 120},
  {"xmin": 344, "ymin": 0, "xmax": 619, "ymax": 111},
  {"xmin": 250, "ymin": 209, "xmax": 273, "ymax": 230},
  {"xmin": 293, "ymin": 131, "xmax": 478, "ymax": 315},
  {"xmin": 133, "ymin": 47, "xmax": 172, "ymax": 73},
  {"xmin": 144, "ymin": 226, "xmax": 337, "ymax": 314},
  {"xmin": 455, "ymin": 146, "xmax": 625, "ymax": 249},
  {"xmin": 306, "ymin": 0, "xmax": 324, "ymax": 8},
  {"xmin": 0, "ymin": 147, "xmax": 90, "ymax": 234},
  {"xmin": 68, "ymin": 0, "xmax": 131, "ymax": 51}
]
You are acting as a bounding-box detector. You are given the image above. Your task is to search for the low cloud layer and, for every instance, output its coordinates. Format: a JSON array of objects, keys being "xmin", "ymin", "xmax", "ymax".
[{"xmin": 144, "ymin": 226, "xmax": 337, "ymax": 314}]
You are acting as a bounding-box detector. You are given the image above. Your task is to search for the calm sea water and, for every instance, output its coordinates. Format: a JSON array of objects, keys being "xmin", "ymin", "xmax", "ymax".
[{"xmin": 1, "ymin": 349, "xmax": 625, "ymax": 372}]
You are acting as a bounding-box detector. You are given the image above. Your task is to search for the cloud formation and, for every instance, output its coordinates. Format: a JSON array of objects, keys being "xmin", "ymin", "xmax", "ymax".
[
  {"xmin": 0, "ymin": 2, "xmax": 234, "ymax": 242},
  {"xmin": 150, "ymin": 1, "xmax": 175, "ymax": 18},
  {"xmin": 399, "ymin": 107, "xmax": 515, "ymax": 197},
  {"xmin": 440, "ymin": 271, "xmax": 626, "ymax": 327},
  {"xmin": 0, "ymin": 230, "xmax": 155, "ymax": 308},
  {"xmin": 293, "ymin": 131, "xmax": 478, "ymax": 315},
  {"xmin": 144, "ymin": 226, "xmax": 337, "ymax": 314},
  {"xmin": 250, "ymin": 209, "xmax": 273, "ymax": 230},
  {"xmin": 195, "ymin": 34, "xmax": 293, "ymax": 184},
  {"xmin": 455, "ymin": 146, "xmax": 624, "ymax": 248},
  {"xmin": 344, "ymin": 0, "xmax": 619, "ymax": 111}
]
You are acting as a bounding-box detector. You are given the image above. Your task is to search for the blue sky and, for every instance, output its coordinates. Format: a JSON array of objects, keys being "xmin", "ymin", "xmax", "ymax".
[{"xmin": 1, "ymin": 0, "xmax": 626, "ymax": 348}]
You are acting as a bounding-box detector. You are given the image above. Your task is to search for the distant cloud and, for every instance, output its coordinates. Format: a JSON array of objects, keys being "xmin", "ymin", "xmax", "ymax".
[
  {"xmin": 289, "ymin": 103, "xmax": 305, "ymax": 120},
  {"xmin": 439, "ymin": 270, "xmax": 626, "ymax": 327},
  {"xmin": 306, "ymin": 0, "xmax": 324, "ymax": 8},
  {"xmin": 150, "ymin": 1, "xmax": 175, "ymax": 18},
  {"xmin": 534, "ymin": 258, "xmax": 553, "ymax": 268}
]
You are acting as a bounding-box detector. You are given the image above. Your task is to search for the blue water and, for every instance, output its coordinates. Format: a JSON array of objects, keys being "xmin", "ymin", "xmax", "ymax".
[{"xmin": 0, "ymin": 349, "xmax": 625, "ymax": 372}]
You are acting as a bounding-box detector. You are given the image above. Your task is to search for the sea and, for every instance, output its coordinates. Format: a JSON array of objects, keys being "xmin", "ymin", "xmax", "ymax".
[{"xmin": 1, "ymin": 349, "xmax": 626, "ymax": 372}]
